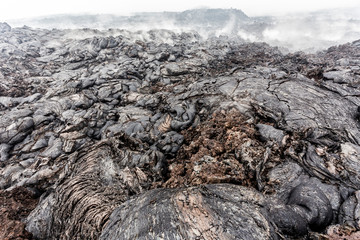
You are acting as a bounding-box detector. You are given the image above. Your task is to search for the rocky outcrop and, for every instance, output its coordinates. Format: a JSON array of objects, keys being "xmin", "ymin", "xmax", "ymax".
[
  {"xmin": 0, "ymin": 23, "xmax": 360, "ymax": 239},
  {"xmin": 0, "ymin": 23, "xmax": 11, "ymax": 33}
]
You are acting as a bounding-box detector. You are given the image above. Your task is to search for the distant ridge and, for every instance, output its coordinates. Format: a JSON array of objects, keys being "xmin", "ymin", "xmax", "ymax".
[
  {"xmin": 175, "ymin": 8, "xmax": 249, "ymax": 25},
  {"xmin": 7, "ymin": 8, "xmax": 252, "ymax": 30}
]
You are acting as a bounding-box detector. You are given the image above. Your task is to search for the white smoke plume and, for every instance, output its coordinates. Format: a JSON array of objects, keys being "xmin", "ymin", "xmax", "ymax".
[{"xmin": 6, "ymin": 7, "xmax": 360, "ymax": 52}]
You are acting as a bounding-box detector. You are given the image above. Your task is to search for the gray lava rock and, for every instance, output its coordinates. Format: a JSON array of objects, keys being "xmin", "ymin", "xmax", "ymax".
[
  {"xmin": 256, "ymin": 123, "xmax": 285, "ymax": 145},
  {"xmin": 0, "ymin": 144, "xmax": 11, "ymax": 162},
  {"xmin": 0, "ymin": 22, "xmax": 11, "ymax": 33},
  {"xmin": 101, "ymin": 184, "xmax": 278, "ymax": 240}
]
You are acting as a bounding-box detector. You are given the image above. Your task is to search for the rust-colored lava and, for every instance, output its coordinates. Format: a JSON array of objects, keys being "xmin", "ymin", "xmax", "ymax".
[
  {"xmin": 164, "ymin": 110, "xmax": 265, "ymax": 188},
  {"xmin": 0, "ymin": 187, "xmax": 39, "ymax": 240},
  {"xmin": 320, "ymin": 225, "xmax": 360, "ymax": 240}
]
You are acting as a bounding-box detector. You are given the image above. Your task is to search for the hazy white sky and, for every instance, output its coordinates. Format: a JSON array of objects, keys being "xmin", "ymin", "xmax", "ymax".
[{"xmin": 1, "ymin": 0, "xmax": 360, "ymax": 20}]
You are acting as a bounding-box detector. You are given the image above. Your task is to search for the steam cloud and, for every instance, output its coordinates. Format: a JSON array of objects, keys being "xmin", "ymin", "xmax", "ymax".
[{"xmin": 7, "ymin": 8, "xmax": 360, "ymax": 52}]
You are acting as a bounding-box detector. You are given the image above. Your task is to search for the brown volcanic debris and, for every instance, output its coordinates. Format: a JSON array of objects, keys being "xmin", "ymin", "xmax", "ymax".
[
  {"xmin": 0, "ymin": 187, "xmax": 39, "ymax": 240},
  {"xmin": 321, "ymin": 225, "xmax": 360, "ymax": 240},
  {"xmin": 164, "ymin": 109, "xmax": 266, "ymax": 188}
]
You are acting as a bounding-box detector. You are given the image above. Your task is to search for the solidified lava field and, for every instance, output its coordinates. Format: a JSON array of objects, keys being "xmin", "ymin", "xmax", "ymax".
[{"xmin": 1, "ymin": 20, "xmax": 360, "ymax": 239}]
